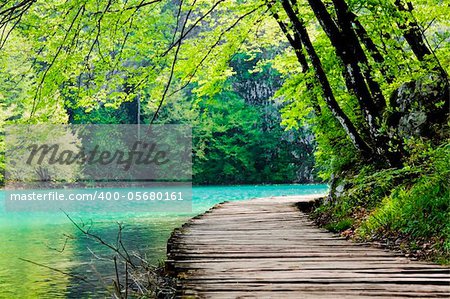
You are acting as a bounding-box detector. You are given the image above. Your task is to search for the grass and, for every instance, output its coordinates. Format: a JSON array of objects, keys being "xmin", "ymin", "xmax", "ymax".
[{"xmin": 325, "ymin": 218, "xmax": 353, "ymax": 233}]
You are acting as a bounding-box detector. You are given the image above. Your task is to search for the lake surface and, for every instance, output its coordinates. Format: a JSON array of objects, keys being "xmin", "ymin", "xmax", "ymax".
[{"xmin": 0, "ymin": 184, "xmax": 327, "ymax": 298}]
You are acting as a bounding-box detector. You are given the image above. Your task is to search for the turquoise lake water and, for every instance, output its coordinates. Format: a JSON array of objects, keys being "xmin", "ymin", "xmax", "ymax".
[{"xmin": 0, "ymin": 184, "xmax": 327, "ymax": 298}]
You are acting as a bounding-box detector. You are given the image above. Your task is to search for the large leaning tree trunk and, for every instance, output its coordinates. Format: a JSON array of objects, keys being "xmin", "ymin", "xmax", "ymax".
[
  {"xmin": 277, "ymin": 0, "xmax": 375, "ymax": 158},
  {"xmin": 305, "ymin": 0, "xmax": 394, "ymax": 160}
]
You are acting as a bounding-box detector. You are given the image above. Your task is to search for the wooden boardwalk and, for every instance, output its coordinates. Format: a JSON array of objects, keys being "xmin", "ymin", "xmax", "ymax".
[{"xmin": 166, "ymin": 196, "xmax": 450, "ymax": 298}]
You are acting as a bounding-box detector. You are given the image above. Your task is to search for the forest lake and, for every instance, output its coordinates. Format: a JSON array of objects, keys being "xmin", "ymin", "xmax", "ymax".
[{"xmin": 0, "ymin": 184, "xmax": 327, "ymax": 298}]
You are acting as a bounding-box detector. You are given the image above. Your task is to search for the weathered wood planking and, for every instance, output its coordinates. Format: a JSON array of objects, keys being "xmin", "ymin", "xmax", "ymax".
[{"xmin": 166, "ymin": 196, "xmax": 450, "ymax": 298}]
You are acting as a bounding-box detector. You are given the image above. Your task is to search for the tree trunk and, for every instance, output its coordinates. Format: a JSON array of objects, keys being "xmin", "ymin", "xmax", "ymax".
[
  {"xmin": 331, "ymin": 0, "xmax": 386, "ymax": 112},
  {"xmin": 281, "ymin": 0, "xmax": 373, "ymax": 157},
  {"xmin": 349, "ymin": 11, "xmax": 393, "ymax": 84},
  {"xmin": 306, "ymin": 1, "xmax": 380, "ymax": 125},
  {"xmin": 394, "ymin": 0, "xmax": 431, "ymax": 61},
  {"xmin": 393, "ymin": 0, "xmax": 448, "ymax": 81},
  {"xmin": 305, "ymin": 0, "xmax": 396, "ymax": 160}
]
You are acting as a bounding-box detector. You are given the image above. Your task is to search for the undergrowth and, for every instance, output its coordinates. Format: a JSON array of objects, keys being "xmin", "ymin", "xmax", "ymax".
[{"xmin": 313, "ymin": 142, "xmax": 450, "ymax": 264}]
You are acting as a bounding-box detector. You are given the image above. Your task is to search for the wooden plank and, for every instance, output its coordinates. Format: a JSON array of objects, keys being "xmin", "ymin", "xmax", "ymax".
[
  {"xmin": 166, "ymin": 196, "xmax": 450, "ymax": 298},
  {"xmin": 179, "ymin": 282, "xmax": 450, "ymax": 293}
]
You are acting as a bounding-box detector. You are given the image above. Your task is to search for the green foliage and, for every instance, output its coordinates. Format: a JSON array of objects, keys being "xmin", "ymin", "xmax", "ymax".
[
  {"xmin": 156, "ymin": 84, "xmax": 317, "ymax": 185},
  {"xmin": 314, "ymin": 142, "xmax": 450, "ymax": 263},
  {"xmin": 152, "ymin": 50, "xmax": 318, "ymax": 185},
  {"xmin": 358, "ymin": 143, "xmax": 450, "ymax": 262},
  {"xmin": 325, "ymin": 218, "xmax": 353, "ymax": 233},
  {"xmin": 69, "ymin": 99, "xmax": 140, "ymax": 124},
  {"xmin": 193, "ymin": 92, "xmax": 263, "ymax": 184}
]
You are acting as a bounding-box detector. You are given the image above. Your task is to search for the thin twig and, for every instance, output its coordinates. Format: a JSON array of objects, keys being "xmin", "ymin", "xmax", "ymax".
[{"xmin": 62, "ymin": 210, "xmax": 136, "ymax": 269}]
